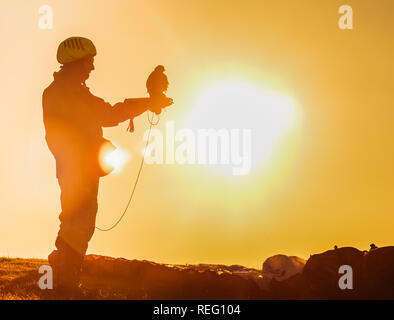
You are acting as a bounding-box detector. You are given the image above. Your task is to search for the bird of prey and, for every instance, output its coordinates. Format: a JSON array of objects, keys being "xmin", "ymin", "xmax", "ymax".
[
  {"xmin": 146, "ymin": 65, "xmax": 170, "ymax": 99},
  {"xmin": 127, "ymin": 65, "xmax": 170, "ymax": 132}
]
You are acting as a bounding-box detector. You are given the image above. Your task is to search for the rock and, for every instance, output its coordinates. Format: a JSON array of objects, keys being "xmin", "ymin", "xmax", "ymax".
[
  {"xmin": 261, "ymin": 254, "xmax": 306, "ymax": 290},
  {"xmin": 303, "ymin": 247, "xmax": 364, "ymax": 299},
  {"xmin": 362, "ymin": 246, "xmax": 394, "ymax": 299},
  {"xmin": 269, "ymin": 273, "xmax": 315, "ymax": 299}
]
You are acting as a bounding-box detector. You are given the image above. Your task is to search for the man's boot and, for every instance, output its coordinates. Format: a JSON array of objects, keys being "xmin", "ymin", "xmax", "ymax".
[{"xmin": 48, "ymin": 238, "xmax": 85, "ymax": 298}]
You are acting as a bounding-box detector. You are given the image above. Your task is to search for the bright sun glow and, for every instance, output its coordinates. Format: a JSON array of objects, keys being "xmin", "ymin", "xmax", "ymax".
[
  {"xmin": 185, "ymin": 78, "xmax": 300, "ymax": 172},
  {"xmin": 102, "ymin": 146, "xmax": 131, "ymax": 174}
]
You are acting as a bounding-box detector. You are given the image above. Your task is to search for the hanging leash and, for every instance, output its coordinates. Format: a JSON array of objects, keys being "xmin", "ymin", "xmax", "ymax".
[{"xmin": 96, "ymin": 112, "xmax": 160, "ymax": 232}]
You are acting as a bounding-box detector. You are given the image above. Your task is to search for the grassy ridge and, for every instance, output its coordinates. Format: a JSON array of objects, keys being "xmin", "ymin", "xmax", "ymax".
[{"xmin": 0, "ymin": 258, "xmax": 46, "ymax": 300}]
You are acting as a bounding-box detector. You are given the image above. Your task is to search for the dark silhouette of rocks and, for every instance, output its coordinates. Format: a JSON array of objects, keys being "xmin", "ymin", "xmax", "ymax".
[
  {"xmin": 78, "ymin": 245, "xmax": 394, "ymax": 299},
  {"xmin": 303, "ymin": 247, "xmax": 364, "ymax": 299},
  {"xmin": 81, "ymin": 255, "xmax": 262, "ymax": 299},
  {"xmin": 275, "ymin": 246, "xmax": 394, "ymax": 299},
  {"xmin": 362, "ymin": 246, "xmax": 394, "ymax": 299}
]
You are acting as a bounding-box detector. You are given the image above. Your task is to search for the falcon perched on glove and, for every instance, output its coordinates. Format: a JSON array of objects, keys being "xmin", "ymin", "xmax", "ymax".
[
  {"xmin": 127, "ymin": 65, "xmax": 172, "ymax": 132},
  {"xmin": 146, "ymin": 65, "xmax": 170, "ymax": 115}
]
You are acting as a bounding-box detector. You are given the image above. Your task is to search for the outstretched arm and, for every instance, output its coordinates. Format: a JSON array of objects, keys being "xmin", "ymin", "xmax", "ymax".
[
  {"xmin": 97, "ymin": 96, "xmax": 173, "ymax": 128},
  {"xmin": 123, "ymin": 96, "xmax": 173, "ymax": 118},
  {"xmin": 122, "ymin": 98, "xmax": 152, "ymax": 118}
]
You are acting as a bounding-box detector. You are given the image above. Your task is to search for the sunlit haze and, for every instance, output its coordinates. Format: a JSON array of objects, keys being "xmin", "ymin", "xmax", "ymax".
[
  {"xmin": 1, "ymin": 0, "xmax": 394, "ymax": 269},
  {"xmin": 186, "ymin": 78, "xmax": 300, "ymax": 172}
]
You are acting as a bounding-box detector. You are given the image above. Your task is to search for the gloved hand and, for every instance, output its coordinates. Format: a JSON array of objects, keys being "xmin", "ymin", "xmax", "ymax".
[{"xmin": 149, "ymin": 95, "xmax": 174, "ymax": 115}]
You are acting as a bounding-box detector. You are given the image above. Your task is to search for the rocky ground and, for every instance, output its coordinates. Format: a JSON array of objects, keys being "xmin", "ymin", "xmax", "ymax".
[{"xmin": 1, "ymin": 245, "xmax": 393, "ymax": 300}]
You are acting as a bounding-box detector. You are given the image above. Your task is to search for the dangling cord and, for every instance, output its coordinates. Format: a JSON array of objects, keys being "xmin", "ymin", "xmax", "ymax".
[
  {"xmin": 148, "ymin": 110, "xmax": 160, "ymax": 125},
  {"xmin": 96, "ymin": 112, "xmax": 160, "ymax": 232}
]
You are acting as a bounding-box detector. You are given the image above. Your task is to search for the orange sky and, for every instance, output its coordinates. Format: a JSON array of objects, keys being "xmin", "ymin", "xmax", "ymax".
[{"xmin": 1, "ymin": 0, "xmax": 393, "ymax": 268}]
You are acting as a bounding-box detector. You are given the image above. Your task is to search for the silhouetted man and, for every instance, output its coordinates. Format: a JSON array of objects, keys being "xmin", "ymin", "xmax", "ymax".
[{"xmin": 43, "ymin": 37, "xmax": 173, "ymax": 294}]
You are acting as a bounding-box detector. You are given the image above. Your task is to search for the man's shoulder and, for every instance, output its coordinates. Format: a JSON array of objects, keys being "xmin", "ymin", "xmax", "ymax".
[
  {"xmin": 42, "ymin": 80, "xmax": 64, "ymax": 112},
  {"xmin": 43, "ymin": 78, "xmax": 70, "ymax": 105}
]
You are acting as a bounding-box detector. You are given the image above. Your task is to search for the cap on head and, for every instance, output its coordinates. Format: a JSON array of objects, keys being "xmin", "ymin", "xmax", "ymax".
[{"xmin": 57, "ymin": 37, "xmax": 97, "ymax": 64}]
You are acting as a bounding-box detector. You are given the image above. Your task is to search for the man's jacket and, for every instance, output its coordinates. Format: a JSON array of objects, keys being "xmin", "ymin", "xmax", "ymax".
[{"xmin": 43, "ymin": 71, "xmax": 131, "ymax": 179}]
